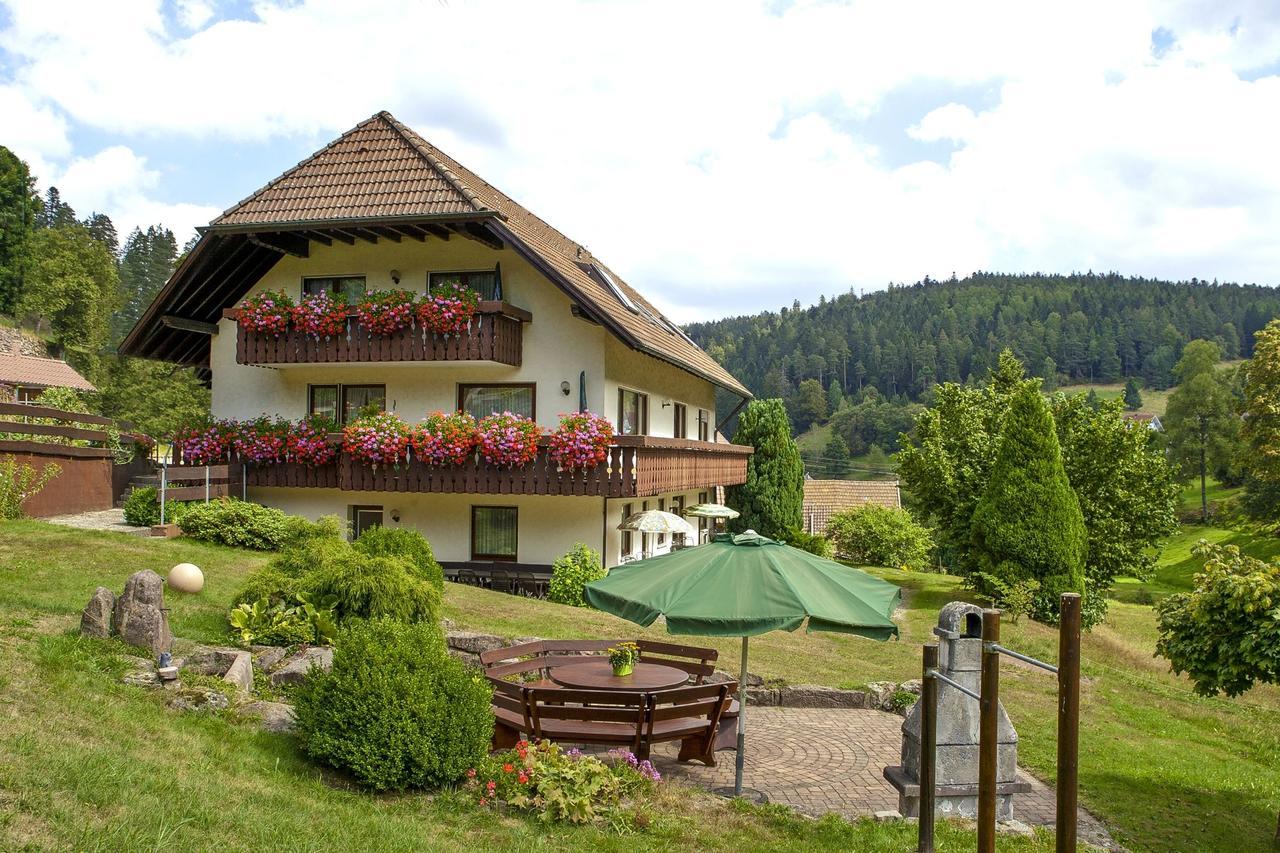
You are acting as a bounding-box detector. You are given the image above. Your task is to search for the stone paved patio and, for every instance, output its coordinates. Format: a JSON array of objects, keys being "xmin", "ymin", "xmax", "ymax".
[
  {"xmin": 642, "ymin": 707, "xmax": 1117, "ymax": 849},
  {"xmin": 42, "ymin": 508, "xmax": 148, "ymax": 536}
]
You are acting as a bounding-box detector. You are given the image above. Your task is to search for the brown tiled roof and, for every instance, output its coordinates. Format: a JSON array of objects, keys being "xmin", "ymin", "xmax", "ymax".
[
  {"xmin": 204, "ymin": 112, "xmax": 749, "ymax": 397},
  {"xmin": 0, "ymin": 353, "xmax": 95, "ymax": 391},
  {"xmin": 802, "ymin": 479, "xmax": 901, "ymax": 534}
]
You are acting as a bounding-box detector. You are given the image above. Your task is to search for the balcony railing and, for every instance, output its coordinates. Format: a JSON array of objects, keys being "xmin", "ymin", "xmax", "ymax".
[
  {"xmin": 225, "ymin": 301, "xmax": 529, "ymax": 367},
  {"xmin": 234, "ymin": 436, "xmax": 751, "ymax": 498}
]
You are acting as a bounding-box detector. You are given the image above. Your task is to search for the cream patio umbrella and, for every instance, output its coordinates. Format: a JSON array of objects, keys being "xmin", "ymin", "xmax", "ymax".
[{"xmin": 619, "ymin": 510, "xmax": 696, "ymax": 557}]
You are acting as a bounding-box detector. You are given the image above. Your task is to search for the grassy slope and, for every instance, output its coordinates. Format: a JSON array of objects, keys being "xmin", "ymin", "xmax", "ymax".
[
  {"xmin": 0, "ymin": 521, "xmax": 1052, "ymax": 853},
  {"xmin": 2, "ymin": 523, "xmax": 1278, "ymax": 851}
]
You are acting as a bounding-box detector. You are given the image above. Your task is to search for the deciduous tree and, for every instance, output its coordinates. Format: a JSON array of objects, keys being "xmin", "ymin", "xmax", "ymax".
[{"xmin": 1164, "ymin": 340, "xmax": 1239, "ymax": 522}]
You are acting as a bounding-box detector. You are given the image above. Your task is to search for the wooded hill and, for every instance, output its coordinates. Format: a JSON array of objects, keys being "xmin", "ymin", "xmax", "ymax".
[{"xmin": 687, "ymin": 272, "xmax": 1280, "ymax": 404}]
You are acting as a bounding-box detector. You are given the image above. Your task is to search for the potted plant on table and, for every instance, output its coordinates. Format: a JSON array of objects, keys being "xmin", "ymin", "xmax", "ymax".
[{"xmin": 607, "ymin": 642, "xmax": 640, "ymax": 677}]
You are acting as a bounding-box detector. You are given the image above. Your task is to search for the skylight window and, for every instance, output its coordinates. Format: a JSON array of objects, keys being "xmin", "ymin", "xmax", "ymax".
[{"xmin": 592, "ymin": 263, "xmax": 639, "ymax": 313}]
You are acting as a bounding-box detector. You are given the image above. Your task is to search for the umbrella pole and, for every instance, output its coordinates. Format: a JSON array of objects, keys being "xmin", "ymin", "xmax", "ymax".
[{"xmin": 735, "ymin": 635, "xmax": 748, "ymax": 797}]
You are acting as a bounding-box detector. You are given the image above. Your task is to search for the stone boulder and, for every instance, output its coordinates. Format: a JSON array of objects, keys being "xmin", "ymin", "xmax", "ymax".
[
  {"xmin": 241, "ymin": 700, "xmax": 296, "ymax": 733},
  {"xmin": 111, "ymin": 570, "xmax": 172, "ymax": 655},
  {"xmin": 250, "ymin": 645, "xmax": 289, "ymax": 673},
  {"xmin": 270, "ymin": 647, "xmax": 333, "ymax": 687},
  {"xmin": 168, "ymin": 686, "xmax": 231, "ymax": 714},
  {"xmin": 80, "ymin": 587, "xmax": 116, "ymax": 639},
  {"xmin": 445, "ymin": 630, "xmax": 508, "ymax": 656}
]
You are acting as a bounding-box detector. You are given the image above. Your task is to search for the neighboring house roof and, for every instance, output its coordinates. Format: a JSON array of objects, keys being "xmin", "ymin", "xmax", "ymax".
[
  {"xmin": 1123, "ymin": 411, "xmax": 1163, "ymax": 430},
  {"xmin": 802, "ymin": 479, "xmax": 902, "ymax": 535},
  {"xmin": 123, "ymin": 111, "xmax": 750, "ymax": 398},
  {"xmin": 0, "ymin": 352, "xmax": 96, "ymax": 392}
]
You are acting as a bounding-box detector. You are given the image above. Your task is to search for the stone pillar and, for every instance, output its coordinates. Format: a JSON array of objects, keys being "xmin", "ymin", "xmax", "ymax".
[{"xmin": 884, "ymin": 602, "xmax": 1030, "ymax": 819}]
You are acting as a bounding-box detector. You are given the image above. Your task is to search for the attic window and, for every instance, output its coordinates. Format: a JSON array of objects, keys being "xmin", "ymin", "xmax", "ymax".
[{"xmin": 592, "ymin": 263, "xmax": 639, "ymax": 313}]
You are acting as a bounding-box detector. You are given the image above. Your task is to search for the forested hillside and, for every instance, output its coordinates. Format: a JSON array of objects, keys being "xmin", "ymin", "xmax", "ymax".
[{"xmin": 689, "ymin": 272, "xmax": 1280, "ymax": 404}]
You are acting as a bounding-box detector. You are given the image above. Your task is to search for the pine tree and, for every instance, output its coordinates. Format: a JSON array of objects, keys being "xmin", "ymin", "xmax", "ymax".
[
  {"xmin": 726, "ymin": 399, "xmax": 804, "ymax": 539},
  {"xmin": 36, "ymin": 187, "xmax": 76, "ymax": 229},
  {"xmin": 0, "ymin": 146, "xmax": 40, "ymax": 316},
  {"xmin": 1041, "ymin": 356, "xmax": 1058, "ymax": 392},
  {"xmin": 822, "ymin": 432, "xmax": 851, "ymax": 477},
  {"xmin": 826, "ymin": 379, "xmax": 844, "ymax": 414},
  {"xmin": 113, "ymin": 225, "xmax": 178, "ymax": 344},
  {"xmin": 82, "ymin": 212, "xmax": 119, "ymax": 257},
  {"xmin": 1123, "ymin": 377, "xmax": 1143, "ymax": 410},
  {"xmin": 970, "ymin": 384, "xmax": 1087, "ymax": 622}
]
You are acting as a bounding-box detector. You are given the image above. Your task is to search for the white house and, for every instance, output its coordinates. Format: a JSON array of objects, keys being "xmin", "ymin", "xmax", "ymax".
[{"xmin": 122, "ymin": 112, "xmax": 752, "ymax": 575}]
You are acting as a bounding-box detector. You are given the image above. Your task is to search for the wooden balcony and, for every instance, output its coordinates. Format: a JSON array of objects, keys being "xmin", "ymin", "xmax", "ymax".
[
  {"xmin": 238, "ymin": 436, "xmax": 751, "ymax": 498},
  {"xmin": 225, "ymin": 301, "xmax": 529, "ymax": 367}
]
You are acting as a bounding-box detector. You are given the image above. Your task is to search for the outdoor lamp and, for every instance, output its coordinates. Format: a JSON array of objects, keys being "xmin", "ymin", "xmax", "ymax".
[
  {"xmin": 390, "ymin": 269, "xmax": 401, "ymax": 284},
  {"xmin": 561, "ymin": 380, "xmax": 572, "ymax": 396}
]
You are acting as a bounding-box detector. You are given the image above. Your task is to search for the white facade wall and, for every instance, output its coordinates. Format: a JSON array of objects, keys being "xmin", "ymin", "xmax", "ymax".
[{"xmin": 212, "ymin": 237, "xmax": 726, "ymax": 566}]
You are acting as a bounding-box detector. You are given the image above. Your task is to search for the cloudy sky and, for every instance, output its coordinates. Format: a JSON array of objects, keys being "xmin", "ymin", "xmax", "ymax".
[{"xmin": 3, "ymin": 1, "xmax": 1279, "ymax": 322}]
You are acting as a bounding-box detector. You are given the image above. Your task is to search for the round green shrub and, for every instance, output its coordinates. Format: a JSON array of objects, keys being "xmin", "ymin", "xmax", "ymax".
[
  {"xmin": 280, "ymin": 513, "xmax": 346, "ymax": 549},
  {"xmin": 294, "ymin": 618, "xmax": 493, "ymax": 791},
  {"xmin": 826, "ymin": 504, "xmax": 934, "ymax": 570},
  {"xmin": 353, "ymin": 526, "xmax": 444, "ymax": 591},
  {"xmin": 122, "ymin": 486, "xmax": 160, "ymax": 527},
  {"xmin": 178, "ymin": 498, "xmax": 291, "ymax": 550},
  {"xmin": 302, "ymin": 552, "xmax": 441, "ymax": 623},
  {"xmin": 781, "ymin": 527, "xmax": 834, "ymax": 558},
  {"xmin": 548, "ymin": 543, "xmax": 606, "ymax": 607}
]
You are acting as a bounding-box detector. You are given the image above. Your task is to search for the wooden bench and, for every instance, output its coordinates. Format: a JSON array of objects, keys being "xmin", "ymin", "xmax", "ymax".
[
  {"xmin": 482, "ymin": 639, "xmax": 740, "ymax": 755},
  {"xmin": 489, "ymin": 677, "xmax": 735, "ymax": 764}
]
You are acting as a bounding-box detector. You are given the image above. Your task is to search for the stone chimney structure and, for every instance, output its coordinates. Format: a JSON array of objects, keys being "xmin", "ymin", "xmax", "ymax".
[{"xmin": 884, "ymin": 601, "xmax": 1030, "ymax": 819}]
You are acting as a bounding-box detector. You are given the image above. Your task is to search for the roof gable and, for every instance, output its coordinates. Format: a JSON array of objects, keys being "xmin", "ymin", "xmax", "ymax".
[{"xmin": 214, "ymin": 113, "xmax": 489, "ymax": 226}]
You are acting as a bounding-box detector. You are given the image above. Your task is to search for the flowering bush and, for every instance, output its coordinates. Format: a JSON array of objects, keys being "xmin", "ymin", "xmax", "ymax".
[
  {"xmin": 477, "ymin": 412, "xmax": 541, "ymax": 467},
  {"xmin": 343, "ymin": 412, "xmax": 412, "ymax": 468},
  {"xmin": 548, "ymin": 411, "xmax": 614, "ymax": 470},
  {"xmin": 175, "ymin": 419, "xmax": 238, "ymax": 465},
  {"xmin": 232, "ymin": 415, "xmax": 290, "ymax": 464},
  {"xmin": 238, "ymin": 290, "xmax": 294, "ymax": 336},
  {"xmin": 465, "ymin": 740, "xmax": 659, "ymax": 826},
  {"xmin": 417, "ymin": 284, "xmax": 480, "ymax": 336},
  {"xmin": 292, "ymin": 290, "xmax": 350, "ymax": 338},
  {"xmin": 411, "ymin": 411, "xmax": 478, "ymax": 466},
  {"xmin": 287, "ymin": 415, "xmax": 339, "ymax": 465},
  {"xmin": 355, "ymin": 289, "xmax": 416, "ymax": 335}
]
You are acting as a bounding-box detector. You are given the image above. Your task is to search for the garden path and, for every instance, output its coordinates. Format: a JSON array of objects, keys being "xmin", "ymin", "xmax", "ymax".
[
  {"xmin": 643, "ymin": 707, "xmax": 1119, "ymax": 849},
  {"xmin": 42, "ymin": 508, "xmax": 147, "ymax": 536}
]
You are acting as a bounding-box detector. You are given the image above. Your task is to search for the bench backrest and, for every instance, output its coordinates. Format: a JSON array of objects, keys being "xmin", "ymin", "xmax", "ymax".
[
  {"xmin": 645, "ymin": 682, "xmax": 733, "ymax": 742},
  {"xmin": 527, "ymin": 687, "xmax": 648, "ymax": 753},
  {"xmin": 489, "ymin": 677, "xmax": 532, "ymax": 731},
  {"xmin": 480, "ymin": 639, "xmax": 623, "ymax": 679},
  {"xmin": 636, "ymin": 639, "xmax": 719, "ymax": 684}
]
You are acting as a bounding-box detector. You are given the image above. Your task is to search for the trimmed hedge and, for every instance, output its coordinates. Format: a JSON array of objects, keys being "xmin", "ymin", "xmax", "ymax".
[{"xmin": 353, "ymin": 526, "xmax": 444, "ymax": 591}]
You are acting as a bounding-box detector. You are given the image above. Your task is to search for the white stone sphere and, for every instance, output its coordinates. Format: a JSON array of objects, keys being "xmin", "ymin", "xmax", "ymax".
[{"xmin": 167, "ymin": 563, "xmax": 204, "ymax": 593}]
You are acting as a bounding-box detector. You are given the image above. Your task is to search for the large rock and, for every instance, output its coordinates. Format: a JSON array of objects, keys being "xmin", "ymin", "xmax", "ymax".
[
  {"xmin": 112, "ymin": 570, "xmax": 172, "ymax": 655},
  {"xmin": 222, "ymin": 651, "xmax": 254, "ymax": 693},
  {"xmin": 168, "ymin": 686, "xmax": 230, "ymax": 714},
  {"xmin": 270, "ymin": 647, "xmax": 334, "ymax": 687},
  {"xmin": 251, "ymin": 645, "xmax": 289, "ymax": 672},
  {"xmin": 445, "ymin": 631, "xmax": 508, "ymax": 656},
  {"xmin": 241, "ymin": 700, "xmax": 296, "ymax": 733},
  {"xmin": 80, "ymin": 587, "xmax": 116, "ymax": 639}
]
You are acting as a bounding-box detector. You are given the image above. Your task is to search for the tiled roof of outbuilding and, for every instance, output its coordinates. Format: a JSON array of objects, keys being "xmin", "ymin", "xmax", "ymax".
[
  {"xmin": 0, "ymin": 353, "xmax": 96, "ymax": 391},
  {"xmin": 802, "ymin": 479, "xmax": 902, "ymax": 535}
]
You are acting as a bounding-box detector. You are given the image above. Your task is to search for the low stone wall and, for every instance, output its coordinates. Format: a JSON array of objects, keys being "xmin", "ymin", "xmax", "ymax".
[{"xmin": 445, "ymin": 628, "xmax": 921, "ymax": 716}]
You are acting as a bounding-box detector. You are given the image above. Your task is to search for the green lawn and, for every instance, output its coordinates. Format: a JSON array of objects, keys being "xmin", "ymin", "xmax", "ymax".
[
  {"xmin": 1056, "ymin": 381, "xmax": 1170, "ymax": 416},
  {"xmin": 0, "ymin": 521, "xmax": 1051, "ymax": 853},
  {"xmin": 1, "ymin": 520, "xmax": 1278, "ymax": 851}
]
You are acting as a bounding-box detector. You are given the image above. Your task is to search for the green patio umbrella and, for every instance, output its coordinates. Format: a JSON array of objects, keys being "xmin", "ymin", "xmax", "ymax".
[{"xmin": 584, "ymin": 529, "xmax": 900, "ymax": 797}]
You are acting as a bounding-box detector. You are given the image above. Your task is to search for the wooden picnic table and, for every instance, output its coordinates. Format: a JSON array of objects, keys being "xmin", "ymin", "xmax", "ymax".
[{"xmin": 549, "ymin": 659, "xmax": 689, "ymax": 691}]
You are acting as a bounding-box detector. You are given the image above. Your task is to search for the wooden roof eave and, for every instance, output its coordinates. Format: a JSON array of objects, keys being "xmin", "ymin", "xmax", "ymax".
[{"xmin": 198, "ymin": 210, "xmax": 505, "ymax": 237}]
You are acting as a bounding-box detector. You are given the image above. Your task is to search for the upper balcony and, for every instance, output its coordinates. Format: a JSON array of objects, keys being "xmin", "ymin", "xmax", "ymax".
[
  {"xmin": 223, "ymin": 301, "xmax": 530, "ymax": 367},
  {"xmin": 235, "ymin": 435, "xmax": 752, "ymax": 499}
]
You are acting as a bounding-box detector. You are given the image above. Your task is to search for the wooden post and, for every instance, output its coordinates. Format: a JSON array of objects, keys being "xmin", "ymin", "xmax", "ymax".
[
  {"xmin": 1057, "ymin": 593, "xmax": 1082, "ymax": 853},
  {"xmin": 978, "ymin": 608, "xmax": 1001, "ymax": 853},
  {"xmin": 918, "ymin": 642, "xmax": 938, "ymax": 853}
]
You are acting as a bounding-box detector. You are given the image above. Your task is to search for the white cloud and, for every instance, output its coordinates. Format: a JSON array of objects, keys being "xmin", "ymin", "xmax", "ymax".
[
  {"xmin": 52, "ymin": 145, "xmax": 219, "ymax": 243},
  {"xmin": 1, "ymin": 0, "xmax": 1279, "ymax": 317}
]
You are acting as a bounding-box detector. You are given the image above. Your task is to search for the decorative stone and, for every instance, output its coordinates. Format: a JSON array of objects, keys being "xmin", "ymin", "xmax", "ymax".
[
  {"xmin": 112, "ymin": 570, "xmax": 172, "ymax": 655},
  {"xmin": 80, "ymin": 586, "xmax": 116, "ymax": 639},
  {"xmin": 167, "ymin": 562, "xmax": 204, "ymax": 593},
  {"xmin": 123, "ymin": 668, "xmax": 161, "ymax": 688},
  {"xmin": 270, "ymin": 647, "xmax": 333, "ymax": 687},
  {"xmin": 998, "ymin": 819, "xmax": 1035, "ymax": 838},
  {"xmin": 251, "ymin": 645, "xmax": 289, "ymax": 672},
  {"xmin": 445, "ymin": 631, "xmax": 508, "ymax": 655},
  {"xmin": 874, "ymin": 810, "xmax": 902, "ymax": 822},
  {"xmin": 240, "ymin": 700, "xmax": 297, "ymax": 733},
  {"xmin": 222, "ymin": 651, "xmax": 254, "ymax": 693},
  {"xmin": 168, "ymin": 686, "xmax": 230, "ymax": 713},
  {"xmin": 447, "ymin": 648, "xmax": 482, "ymax": 668},
  {"xmin": 158, "ymin": 666, "xmax": 180, "ymax": 681}
]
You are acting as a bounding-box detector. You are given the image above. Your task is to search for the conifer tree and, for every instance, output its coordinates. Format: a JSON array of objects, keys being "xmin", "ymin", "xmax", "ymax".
[
  {"xmin": 969, "ymin": 384, "xmax": 1087, "ymax": 622},
  {"xmin": 0, "ymin": 146, "xmax": 40, "ymax": 315},
  {"xmin": 726, "ymin": 399, "xmax": 803, "ymax": 539},
  {"xmin": 822, "ymin": 431, "xmax": 851, "ymax": 477},
  {"xmin": 1123, "ymin": 377, "xmax": 1143, "ymax": 410}
]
